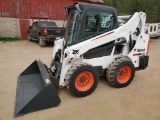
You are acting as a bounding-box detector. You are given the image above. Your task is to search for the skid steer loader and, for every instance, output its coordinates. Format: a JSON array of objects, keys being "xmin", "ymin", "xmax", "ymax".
[{"xmin": 14, "ymin": 2, "xmax": 150, "ymax": 117}]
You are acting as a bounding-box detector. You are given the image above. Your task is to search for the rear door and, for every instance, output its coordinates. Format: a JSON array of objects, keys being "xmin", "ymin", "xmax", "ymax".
[
  {"xmin": 158, "ymin": 24, "xmax": 160, "ymax": 36},
  {"xmin": 149, "ymin": 23, "xmax": 158, "ymax": 37},
  {"xmin": 29, "ymin": 22, "xmax": 37, "ymax": 38},
  {"xmin": 153, "ymin": 24, "xmax": 158, "ymax": 35}
]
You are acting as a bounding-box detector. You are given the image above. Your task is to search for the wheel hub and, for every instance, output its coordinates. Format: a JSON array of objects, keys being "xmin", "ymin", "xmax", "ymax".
[
  {"xmin": 119, "ymin": 69, "xmax": 125, "ymax": 76},
  {"xmin": 80, "ymin": 75, "xmax": 86, "ymax": 82},
  {"xmin": 117, "ymin": 66, "xmax": 131, "ymax": 84},
  {"xmin": 75, "ymin": 71, "xmax": 94, "ymax": 91}
]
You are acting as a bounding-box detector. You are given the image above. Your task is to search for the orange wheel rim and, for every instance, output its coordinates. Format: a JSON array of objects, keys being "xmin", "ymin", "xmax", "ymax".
[
  {"xmin": 117, "ymin": 66, "xmax": 131, "ymax": 83},
  {"xmin": 75, "ymin": 71, "xmax": 94, "ymax": 91}
]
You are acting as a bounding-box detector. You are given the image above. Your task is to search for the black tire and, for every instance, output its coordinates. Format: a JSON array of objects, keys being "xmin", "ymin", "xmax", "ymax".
[
  {"xmin": 27, "ymin": 33, "xmax": 31, "ymax": 41},
  {"xmin": 106, "ymin": 57, "xmax": 135, "ymax": 88},
  {"xmin": 65, "ymin": 62, "xmax": 99, "ymax": 97},
  {"xmin": 39, "ymin": 36, "xmax": 46, "ymax": 47},
  {"xmin": 55, "ymin": 51, "xmax": 61, "ymax": 61}
]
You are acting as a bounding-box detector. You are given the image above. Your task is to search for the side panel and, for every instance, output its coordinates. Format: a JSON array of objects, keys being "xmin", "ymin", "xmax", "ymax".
[
  {"xmin": 30, "ymin": 0, "xmax": 49, "ymax": 19},
  {"xmin": 82, "ymin": 56, "xmax": 114, "ymax": 69},
  {"xmin": 0, "ymin": 0, "xmax": 10, "ymax": 17},
  {"xmin": 0, "ymin": 0, "xmax": 103, "ymax": 20},
  {"xmin": 19, "ymin": 0, "xmax": 30, "ymax": 18}
]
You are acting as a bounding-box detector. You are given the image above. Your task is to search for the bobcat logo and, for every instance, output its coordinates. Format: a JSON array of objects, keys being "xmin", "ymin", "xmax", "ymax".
[{"xmin": 137, "ymin": 49, "xmax": 145, "ymax": 52}]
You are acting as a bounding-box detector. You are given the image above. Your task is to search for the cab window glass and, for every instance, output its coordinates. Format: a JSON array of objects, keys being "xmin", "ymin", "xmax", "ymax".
[
  {"xmin": 150, "ymin": 26, "xmax": 153, "ymax": 32},
  {"xmin": 81, "ymin": 11, "xmax": 115, "ymax": 42},
  {"xmin": 154, "ymin": 25, "xmax": 156, "ymax": 31}
]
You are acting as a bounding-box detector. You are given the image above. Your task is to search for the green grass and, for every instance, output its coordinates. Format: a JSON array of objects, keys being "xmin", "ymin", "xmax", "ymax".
[{"xmin": 0, "ymin": 37, "xmax": 22, "ymax": 42}]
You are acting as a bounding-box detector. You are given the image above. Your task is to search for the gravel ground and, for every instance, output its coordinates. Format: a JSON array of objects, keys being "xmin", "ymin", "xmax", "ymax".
[{"xmin": 0, "ymin": 39, "xmax": 160, "ymax": 120}]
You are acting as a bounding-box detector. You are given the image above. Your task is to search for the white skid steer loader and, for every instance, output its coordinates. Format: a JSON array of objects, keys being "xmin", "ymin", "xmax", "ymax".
[{"xmin": 14, "ymin": 2, "xmax": 150, "ymax": 117}]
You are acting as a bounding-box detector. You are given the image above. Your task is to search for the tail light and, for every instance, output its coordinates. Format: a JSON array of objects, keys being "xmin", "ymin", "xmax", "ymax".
[
  {"xmin": 146, "ymin": 29, "xmax": 148, "ymax": 34},
  {"xmin": 44, "ymin": 29, "xmax": 48, "ymax": 35}
]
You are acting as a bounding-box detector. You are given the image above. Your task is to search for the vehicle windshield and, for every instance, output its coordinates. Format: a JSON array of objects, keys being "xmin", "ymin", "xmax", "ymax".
[
  {"xmin": 64, "ymin": 9, "xmax": 79, "ymax": 46},
  {"xmin": 38, "ymin": 21, "xmax": 57, "ymax": 27}
]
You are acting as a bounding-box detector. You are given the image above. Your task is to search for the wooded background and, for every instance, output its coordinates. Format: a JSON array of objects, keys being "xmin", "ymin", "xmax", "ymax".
[{"xmin": 104, "ymin": 0, "xmax": 160, "ymax": 23}]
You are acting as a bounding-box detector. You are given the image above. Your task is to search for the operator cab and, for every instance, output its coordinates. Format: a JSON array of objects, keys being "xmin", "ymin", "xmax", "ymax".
[{"xmin": 65, "ymin": 2, "xmax": 118, "ymax": 47}]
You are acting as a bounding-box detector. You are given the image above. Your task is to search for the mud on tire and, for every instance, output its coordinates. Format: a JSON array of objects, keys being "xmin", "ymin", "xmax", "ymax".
[
  {"xmin": 39, "ymin": 36, "xmax": 46, "ymax": 47},
  {"xmin": 65, "ymin": 62, "xmax": 99, "ymax": 97},
  {"xmin": 106, "ymin": 57, "xmax": 135, "ymax": 88},
  {"xmin": 27, "ymin": 33, "xmax": 31, "ymax": 41}
]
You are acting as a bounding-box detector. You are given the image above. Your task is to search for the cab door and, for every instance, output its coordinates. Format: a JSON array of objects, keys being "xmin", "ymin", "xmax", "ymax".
[{"xmin": 79, "ymin": 10, "xmax": 116, "ymax": 42}]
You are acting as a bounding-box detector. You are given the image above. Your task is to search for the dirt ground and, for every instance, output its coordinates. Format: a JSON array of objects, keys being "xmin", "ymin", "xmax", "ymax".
[{"xmin": 0, "ymin": 39, "xmax": 160, "ymax": 120}]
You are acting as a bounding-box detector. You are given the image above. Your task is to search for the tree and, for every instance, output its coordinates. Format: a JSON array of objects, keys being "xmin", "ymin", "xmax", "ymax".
[{"xmin": 103, "ymin": 0, "xmax": 160, "ymax": 23}]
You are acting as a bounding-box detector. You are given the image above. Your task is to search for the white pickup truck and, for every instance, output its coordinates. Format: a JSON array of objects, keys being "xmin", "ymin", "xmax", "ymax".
[
  {"xmin": 145, "ymin": 23, "xmax": 159, "ymax": 38},
  {"xmin": 158, "ymin": 24, "xmax": 160, "ymax": 37}
]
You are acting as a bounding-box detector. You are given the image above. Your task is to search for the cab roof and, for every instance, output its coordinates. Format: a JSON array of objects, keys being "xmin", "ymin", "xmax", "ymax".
[{"xmin": 66, "ymin": 2, "xmax": 117, "ymax": 15}]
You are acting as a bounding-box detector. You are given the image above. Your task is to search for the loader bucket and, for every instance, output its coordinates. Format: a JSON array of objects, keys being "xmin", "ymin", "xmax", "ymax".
[{"xmin": 14, "ymin": 60, "xmax": 61, "ymax": 117}]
